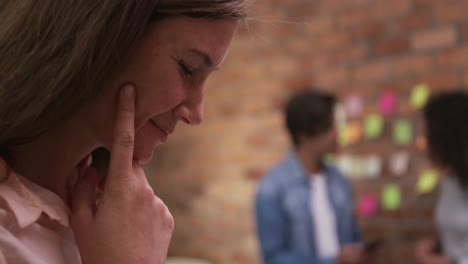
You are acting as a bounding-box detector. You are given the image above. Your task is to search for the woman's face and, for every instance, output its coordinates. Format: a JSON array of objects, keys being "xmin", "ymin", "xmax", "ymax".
[{"xmin": 89, "ymin": 17, "xmax": 238, "ymax": 164}]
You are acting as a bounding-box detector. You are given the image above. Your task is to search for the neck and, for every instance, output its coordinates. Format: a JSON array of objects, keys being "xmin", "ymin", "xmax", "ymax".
[
  {"xmin": 296, "ymin": 146, "xmax": 322, "ymax": 175},
  {"xmin": 9, "ymin": 116, "xmax": 99, "ymax": 203}
]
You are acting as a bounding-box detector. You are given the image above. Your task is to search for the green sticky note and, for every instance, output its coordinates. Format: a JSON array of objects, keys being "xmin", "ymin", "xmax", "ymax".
[
  {"xmin": 417, "ymin": 170, "xmax": 440, "ymax": 194},
  {"xmin": 411, "ymin": 84, "xmax": 430, "ymax": 109},
  {"xmin": 364, "ymin": 114, "xmax": 384, "ymax": 139},
  {"xmin": 393, "ymin": 119, "xmax": 413, "ymax": 145},
  {"xmin": 382, "ymin": 184, "xmax": 401, "ymax": 210}
]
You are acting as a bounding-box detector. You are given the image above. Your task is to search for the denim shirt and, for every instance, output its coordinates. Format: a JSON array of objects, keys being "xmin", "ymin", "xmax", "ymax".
[{"xmin": 255, "ymin": 152, "xmax": 361, "ymax": 264}]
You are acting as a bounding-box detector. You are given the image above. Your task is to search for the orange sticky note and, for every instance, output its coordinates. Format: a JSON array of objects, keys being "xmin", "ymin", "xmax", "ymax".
[{"xmin": 347, "ymin": 121, "xmax": 363, "ymax": 145}]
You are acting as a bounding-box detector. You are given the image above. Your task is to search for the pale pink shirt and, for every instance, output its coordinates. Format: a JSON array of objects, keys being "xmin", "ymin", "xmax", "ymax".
[{"xmin": 0, "ymin": 159, "xmax": 81, "ymax": 264}]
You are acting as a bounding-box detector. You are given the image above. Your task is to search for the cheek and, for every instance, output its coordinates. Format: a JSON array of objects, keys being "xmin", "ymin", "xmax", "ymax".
[
  {"xmin": 134, "ymin": 75, "xmax": 184, "ymax": 124},
  {"xmin": 111, "ymin": 63, "xmax": 185, "ymax": 128}
]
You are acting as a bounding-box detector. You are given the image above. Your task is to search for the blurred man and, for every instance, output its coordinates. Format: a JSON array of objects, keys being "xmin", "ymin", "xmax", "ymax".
[{"xmin": 255, "ymin": 89, "xmax": 364, "ymax": 264}]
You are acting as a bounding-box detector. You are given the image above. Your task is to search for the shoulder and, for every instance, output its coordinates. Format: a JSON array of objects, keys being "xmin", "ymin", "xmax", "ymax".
[
  {"xmin": 325, "ymin": 165, "xmax": 352, "ymax": 188},
  {"xmin": 256, "ymin": 160, "xmax": 292, "ymax": 199},
  {"xmin": 326, "ymin": 164, "xmax": 346, "ymax": 178}
]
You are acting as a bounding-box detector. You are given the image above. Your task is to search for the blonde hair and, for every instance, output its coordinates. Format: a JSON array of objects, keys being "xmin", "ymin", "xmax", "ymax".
[{"xmin": 0, "ymin": 0, "xmax": 246, "ymax": 157}]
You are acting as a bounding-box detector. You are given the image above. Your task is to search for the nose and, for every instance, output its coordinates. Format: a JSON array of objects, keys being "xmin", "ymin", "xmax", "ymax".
[{"xmin": 175, "ymin": 90, "xmax": 204, "ymax": 126}]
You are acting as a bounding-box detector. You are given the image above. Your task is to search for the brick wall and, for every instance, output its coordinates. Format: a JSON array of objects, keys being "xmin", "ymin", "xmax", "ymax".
[{"xmin": 148, "ymin": 0, "xmax": 468, "ymax": 263}]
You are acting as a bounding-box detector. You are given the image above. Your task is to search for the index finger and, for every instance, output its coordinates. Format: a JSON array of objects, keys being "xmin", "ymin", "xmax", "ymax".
[{"xmin": 107, "ymin": 84, "xmax": 136, "ymax": 183}]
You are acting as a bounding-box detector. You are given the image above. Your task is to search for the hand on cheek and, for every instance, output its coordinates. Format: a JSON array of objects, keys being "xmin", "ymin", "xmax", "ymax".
[{"xmin": 71, "ymin": 84, "xmax": 174, "ymax": 264}]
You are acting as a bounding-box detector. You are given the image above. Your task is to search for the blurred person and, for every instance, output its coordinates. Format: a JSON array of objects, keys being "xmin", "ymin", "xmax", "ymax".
[
  {"xmin": 416, "ymin": 91, "xmax": 468, "ymax": 264},
  {"xmin": 255, "ymin": 89, "xmax": 364, "ymax": 264},
  {"xmin": 0, "ymin": 1, "xmax": 246, "ymax": 263}
]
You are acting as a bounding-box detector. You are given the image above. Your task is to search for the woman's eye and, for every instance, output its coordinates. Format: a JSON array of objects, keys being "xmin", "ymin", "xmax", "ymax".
[{"xmin": 178, "ymin": 61, "xmax": 195, "ymax": 76}]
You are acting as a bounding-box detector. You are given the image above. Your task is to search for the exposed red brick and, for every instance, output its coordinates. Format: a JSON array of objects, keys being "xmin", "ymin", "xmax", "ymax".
[
  {"xmin": 245, "ymin": 168, "xmax": 265, "ymax": 181},
  {"xmin": 464, "ymin": 70, "xmax": 468, "ymax": 87},
  {"xmin": 396, "ymin": 11, "xmax": 431, "ymax": 32},
  {"xmin": 352, "ymin": 21, "xmax": 385, "ymax": 40},
  {"xmin": 374, "ymin": 36, "xmax": 410, "ymax": 56},
  {"xmin": 371, "ymin": 0, "xmax": 412, "ymax": 20},
  {"xmin": 411, "ymin": 26, "xmax": 457, "ymax": 51},
  {"xmin": 414, "ymin": 0, "xmax": 431, "ymax": 7},
  {"xmin": 247, "ymin": 133, "xmax": 271, "ymax": 146},
  {"xmin": 392, "ymin": 54, "xmax": 434, "ymax": 77},
  {"xmin": 415, "ymin": 71, "xmax": 461, "ymax": 91},
  {"xmin": 359, "ymin": 225, "xmax": 393, "ymax": 241},
  {"xmin": 434, "ymin": 1, "xmax": 468, "ymax": 24},
  {"xmin": 353, "ymin": 61, "xmax": 390, "ymax": 83},
  {"xmin": 390, "ymin": 244, "xmax": 419, "ymax": 263},
  {"xmin": 337, "ymin": 7, "xmax": 370, "ymax": 29},
  {"xmin": 377, "ymin": 80, "xmax": 412, "ymax": 93},
  {"xmin": 306, "ymin": 15, "xmax": 334, "ymax": 36},
  {"xmin": 335, "ymin": 45, "xmax": 368, "ymax": 64},
  {"xmin": 436, "ymin": 47, "xmax": 468, "ymax": 68},
  {"xmin": 289, "ymin": 3, "xmax": 317, "ymax": 21},
  {"xmin": 317, "ymin": 31, "xmax": 350, "ymax": 50},
  {"xmin": 401, "ymin": 225, "xmax": 438, "ymax": 242},
  {"xmin": 315, "ymin": 66, "xmax": 350, "ymax": 88},
  {"xmin": 463, "ymin": 24, "xmax": 468, "ymax": 42}
]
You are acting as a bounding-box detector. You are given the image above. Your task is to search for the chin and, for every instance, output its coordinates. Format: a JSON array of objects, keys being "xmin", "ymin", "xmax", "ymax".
[{"xmin": 133, "ymin": 144, "xmax": 159, "ymax": 165}]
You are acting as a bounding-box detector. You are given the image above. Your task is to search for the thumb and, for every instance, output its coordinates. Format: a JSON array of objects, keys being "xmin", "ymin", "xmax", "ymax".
[{"xmin": 71, "ymin": 167, "xmax": 99, "ymax": 230}]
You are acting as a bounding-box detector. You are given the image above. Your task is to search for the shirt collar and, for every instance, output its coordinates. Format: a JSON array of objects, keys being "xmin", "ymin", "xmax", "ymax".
[
  {"xmin": 0, "ymin": 159, "xmax": 70, "ymax": 228},
  {"xmin": 284, "ymin": 150, "xmax": 333, "ymax": 183}
]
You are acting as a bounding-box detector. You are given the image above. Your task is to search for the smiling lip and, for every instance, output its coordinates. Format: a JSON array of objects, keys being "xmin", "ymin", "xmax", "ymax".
[{"xmin": 149, "ymin": 120, "xmax": 172, "ymax": 141}]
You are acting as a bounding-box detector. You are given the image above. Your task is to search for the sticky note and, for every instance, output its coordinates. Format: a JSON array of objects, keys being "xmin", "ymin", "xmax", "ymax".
[
  {"xmin": 345, "ymin": 95, "xmax": 363, "ymax": 118},
  {"xmin": 417, "ymin": 170, "xmax": 440, "ymax": 194},
  {"xmin": 416, "ymin": 135, "xmax": 427, "ymax": 151},
  {"xmin": 351, "ymin": 156, "xmax": 365, "ymax": 180},
  {"xmin": 379, "ymin": 91, "xmax": 397, "ymax": 115},
  {"xmin": 410, "ymin": 84, "xmax": 430, "ymax": 109},
  {"xmin": 389, "ymin": 151, "xmax": 410, "ymax": 176},
  {"xmin": 366, "ymin": 155, "xmax": 383, "ymax": 179},
  {"xmin": 347, "ymin": 121, "xmax": 362, "ymax": 145},
  {"xmin": 358, "ymin": 194, "xmax": 378, "ymax": 217},
  {"xmin": 393, "ymin": 119, "xmax": 413, "ymax": 145},
  {"xmin": 336, "ymin": 155, "xmax": 353, "ymax": 178},
  {"xmin": 364, "ymin": 114, "xmax": 384, "ymax": 139},
  {"xmin": 338, "ymin": 125, "xmax": 349, "ymax": 147},
  {"xmin": 382, "ymin": 184, "xmax": 401, "ymax": 210},
  {"xmin": 335, "ymin": 104, "xmax": 346, "ymax": 127}
]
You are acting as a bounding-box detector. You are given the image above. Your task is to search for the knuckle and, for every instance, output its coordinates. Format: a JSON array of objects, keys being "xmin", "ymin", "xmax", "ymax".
[
  {"xmin": 117, "ymin": 131, "xmax": 134, "ymax": 148},
  {"xmin": 165, "ymin": 212, "xmax": 175, "ymax": 231}
]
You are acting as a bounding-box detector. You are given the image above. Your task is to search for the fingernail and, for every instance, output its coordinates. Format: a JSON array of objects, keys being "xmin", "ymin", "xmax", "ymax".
[{"xmin": 122, "ymin": 85, "xmax": 134, "ymax": 98}]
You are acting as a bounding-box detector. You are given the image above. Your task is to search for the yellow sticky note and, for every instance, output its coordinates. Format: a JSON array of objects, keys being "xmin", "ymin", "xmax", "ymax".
[
  {"xmin": 417, "ymin": 170, "xmax": 440, "ymax": 194},
  {"xmin": 382, "ymin": 184, "xmax": 401, "ymax": 211},
  {"xmin": 364, "ymin": 114, "xmax": 384, "ymax": 139},
  {"xmin": 411, "ymin": 84, "xmax": 430, "ymax": 109},
  {"xmin": 338, "ymin": 125, "xmax": 349, "ymax": 147},
  {"xmin": 393, "ymin": 119, "xmax": 413, "ymax": 145}
]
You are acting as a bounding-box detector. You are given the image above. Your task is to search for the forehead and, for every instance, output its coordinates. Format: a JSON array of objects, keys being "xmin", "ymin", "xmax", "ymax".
[{"xmin": 143, "ymin": 16, "xmax": 238, "ymax": 66}]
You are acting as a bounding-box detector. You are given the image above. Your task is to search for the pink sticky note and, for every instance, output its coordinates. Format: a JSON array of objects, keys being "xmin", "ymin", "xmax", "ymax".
[
  {"xmin": 379, "ymin": 91, "xmax": 397, "ymax": 115},
  {"xmin": 345, "ymin": 95, "xmax": 363, "ymax": 118},
  {"xmin": 358, "ymin": 194, "xmax": 378, "ymax": 217}
]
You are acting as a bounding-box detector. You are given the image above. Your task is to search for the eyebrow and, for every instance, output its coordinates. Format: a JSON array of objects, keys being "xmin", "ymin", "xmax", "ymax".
[{"xmin": 187, "ymin": 49, "xmax": 218, "ymax": 70}]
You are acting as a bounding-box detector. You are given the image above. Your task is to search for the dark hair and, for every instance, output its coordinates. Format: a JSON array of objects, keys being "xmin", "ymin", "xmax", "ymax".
[
  {"xmin": 285, "ymin": 89, "xmax": 336, "ymax": 147},
  {"xmin": 423, "ymin": 91, "xmax": 468, "ymax": 189}
]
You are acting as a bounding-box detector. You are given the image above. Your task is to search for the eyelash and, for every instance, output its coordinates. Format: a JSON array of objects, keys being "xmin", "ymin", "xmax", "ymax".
[{"xmin": 178, "ymin": 60, "xmax": 195, "ymax": 77}]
